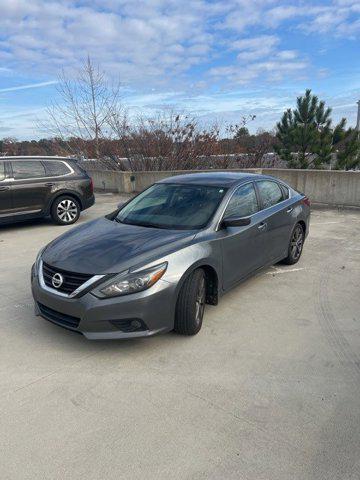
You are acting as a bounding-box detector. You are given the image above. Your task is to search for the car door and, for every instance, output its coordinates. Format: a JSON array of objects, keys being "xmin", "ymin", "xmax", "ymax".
[
  {"xmin": 10, "ymin": 160, "xmax": 52, "ymax": 215},
  {"xmin": 255, "ymin": 180, "xmax": 293, "ymax": 261},
  {"xmin": 0, "ymin": 160, "xmax": 13, "ymax": 221},
  {"xmin": 220, "ymin": 182, "xmax": 266, "ymax": 290}
]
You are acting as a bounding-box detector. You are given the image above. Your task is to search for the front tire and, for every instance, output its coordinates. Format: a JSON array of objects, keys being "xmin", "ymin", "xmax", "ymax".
[
  {"xmin": 282, "ymin": 223, "xmax": 305, "ymax": 265},
  {"xmin": 51, "ymin": 196, "xmax": 80, "ymax": 225},
  {"xmin": 174, "ymin": 269, "xmax": 206, "ymax": 335}
]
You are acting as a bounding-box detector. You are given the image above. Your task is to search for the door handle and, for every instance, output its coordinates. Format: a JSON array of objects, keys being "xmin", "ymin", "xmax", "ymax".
[
  {"xmin": 0, "ymin": 186, "xmax": 10, "ymax": 191},
  {"xmin": 286, "ymin": 207, "xmax": 293, "ymax": 213},
  {"xmin": 258, "ymin": 222, "xmax": 267, "ymax": 231},
  {"xmin": 45, "ymin": 182, "xmax": 55, "ymax": 187}
]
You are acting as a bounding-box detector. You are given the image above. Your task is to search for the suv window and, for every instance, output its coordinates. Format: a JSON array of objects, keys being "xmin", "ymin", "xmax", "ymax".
[
  {"xmin": 280, "ymin": 184, "xmax": 289, "ymax": 199},
  {"xmin": 257, "ymin": 180, "xmax": 284, "ymax": 209},
  {"xmin": 43, "ymin": 160, "xmax": 71, "ymax": 177},
  {"xmin": 224, "ymin": 183, "xmax": 259, "ymax": 218},
  {"xmin": 0, "ymin": 161, "xmax": 5, "ymax": 181},
  {"xmin": 12, "ymin": 161, "xmax": 46, "ymax": 180}
]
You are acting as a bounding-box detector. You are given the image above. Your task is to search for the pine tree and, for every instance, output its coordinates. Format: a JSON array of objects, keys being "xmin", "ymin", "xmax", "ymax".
[
  {"xmin": 292, "ymin": 89, "xmax": 322, "ymax": 167},
  {"xmin": 335, "ymin": 129, "xmax": 360, "ymax": 170},
  {"xmin": 275, "ymin": 89, "xmax": 358, "ymax": 169},
  {"xmin": 274, "ymin": 109, "xmax": 297, "ymax": 166}
]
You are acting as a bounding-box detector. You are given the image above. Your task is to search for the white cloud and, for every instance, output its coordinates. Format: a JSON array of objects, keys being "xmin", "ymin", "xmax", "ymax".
[
  {"xmin": 0, "ymin": 81, "xmax": 58, "ymax": 93},
  {"xmin": 212, "ymin": 33, "xmax": 305, "ymax": 85},
  {"xmin": 299, "ymin": 1, "xmax": 360, "ymax": 36},
  {"xmin": 266, "ymin": 5, "xmax": 305, "ymax": 26},
  {"xmin": 276, "ymin": 50, "xmax": 298, "ymax": 60},
  {"xmin": 210, "ymin": 57, "xmax": 308, "ymax": 86},
  {"xmin": 232, "ymin": 35, "xmax": 280, "ymax": 62}
]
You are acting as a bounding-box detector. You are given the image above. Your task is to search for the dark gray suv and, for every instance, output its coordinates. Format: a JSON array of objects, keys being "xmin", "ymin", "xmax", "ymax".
[
  {"xmin": 0, "ymin": 156, "xmax": 94, "ymax": 225},
  {"xmin": 31, "ymin": 172, "xmax": 310, "ymax": 340}
]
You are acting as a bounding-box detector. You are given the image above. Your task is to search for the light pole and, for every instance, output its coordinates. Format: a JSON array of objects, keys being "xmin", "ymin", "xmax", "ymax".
[{"xmin": 357, "ymin": 100, "xmax": 360, "ymax": 132}]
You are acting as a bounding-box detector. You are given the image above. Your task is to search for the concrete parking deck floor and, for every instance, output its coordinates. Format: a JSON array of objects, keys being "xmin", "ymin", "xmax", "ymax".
[{"xmin": 0, "ymin": 194, "xmax": 359, "ymax": 480}]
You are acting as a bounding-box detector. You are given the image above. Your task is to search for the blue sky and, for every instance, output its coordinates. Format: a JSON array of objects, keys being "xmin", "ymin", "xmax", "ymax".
[{"xmin": 0, "ymin": 0, "xmax": 359, "ymax": 139}]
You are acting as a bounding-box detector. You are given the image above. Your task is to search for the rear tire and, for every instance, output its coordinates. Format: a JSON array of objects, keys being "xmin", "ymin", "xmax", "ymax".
[
  {"xmin": 51, "ymin": 196, "xmax": 80, "ymax": 225},
  {"xmin": 282, "ymin": 223, "xmax": 305, "ymax": 265},
  {"xmin": 174, "ymin": 269, "xmax": 206, "ymax": 335}
]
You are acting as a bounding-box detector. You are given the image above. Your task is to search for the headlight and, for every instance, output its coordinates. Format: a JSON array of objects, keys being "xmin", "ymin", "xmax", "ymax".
[
  {"xmin": 92, "ymin": 262, "xmax": 168, "ymax": 298},
  {"xmin": 34, "ymin": 247, "xmax": 45, "ymax": 275}
]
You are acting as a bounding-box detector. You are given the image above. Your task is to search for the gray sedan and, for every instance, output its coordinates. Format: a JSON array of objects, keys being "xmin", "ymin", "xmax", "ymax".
[{"xmin": 31, "ymin": 172, "xmax": 310, "ymax": 339}]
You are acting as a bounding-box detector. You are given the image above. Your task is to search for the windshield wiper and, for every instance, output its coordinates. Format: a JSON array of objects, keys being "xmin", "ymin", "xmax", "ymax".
[
  {"xmin": 114, "ymin": 218, "xmax": 170, "ymax": 229},
  {"xmin": 131, "ymin": 221, "xmax": 170, "ymax": 229}
]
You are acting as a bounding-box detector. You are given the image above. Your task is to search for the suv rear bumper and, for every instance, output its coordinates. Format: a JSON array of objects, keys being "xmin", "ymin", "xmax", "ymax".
[{"xmin": 82, "ymin": 194, "xmax": 95, "ymax": 211}]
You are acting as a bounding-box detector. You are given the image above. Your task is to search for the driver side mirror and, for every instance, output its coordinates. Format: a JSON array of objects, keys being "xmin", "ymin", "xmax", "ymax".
[{"xmin": 222, "ymin": 216, "xmax": 251, "ymax": 228}]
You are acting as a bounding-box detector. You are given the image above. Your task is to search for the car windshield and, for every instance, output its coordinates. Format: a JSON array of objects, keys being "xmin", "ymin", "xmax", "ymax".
[{"xmin": 115, "ymin": 183, "xmax": 227, "ymax": 230}]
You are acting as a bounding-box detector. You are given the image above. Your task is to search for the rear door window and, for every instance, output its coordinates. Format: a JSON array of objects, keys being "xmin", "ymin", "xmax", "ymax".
[
  {"xmin": 43, "ymin": 160, "xmax": 71, "ymax": 177},
  {"xmin": 280, "ymin": 184, "xmax": 289, "ymax": 199},
  {"xmin": 12, "ymin": 161, "xmax": 46, "ymax": 180},
  {"xmin": 257, "ymin": 180, "xmax": 284, "ymax": 209}
]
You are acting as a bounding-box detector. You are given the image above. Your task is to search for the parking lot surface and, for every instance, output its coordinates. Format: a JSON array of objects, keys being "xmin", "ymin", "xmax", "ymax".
[{"xmin": 0, "ymin": 193, "xmax": 359, "ymax": 480}]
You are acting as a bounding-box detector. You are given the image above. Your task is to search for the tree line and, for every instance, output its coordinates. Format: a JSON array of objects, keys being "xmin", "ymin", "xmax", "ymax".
[{"xmin": 1, "ymin": 58, "xmax": 359, "ymax": 171}]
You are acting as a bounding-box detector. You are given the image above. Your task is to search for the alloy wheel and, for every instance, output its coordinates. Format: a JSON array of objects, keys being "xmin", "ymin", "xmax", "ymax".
[
  {"xmin": 290, "ymin": 225, "xmax": 304, "ymax": 260},
  {"xmin": 195, "ymin": 276, "xmax": 206, "ymax": 325},
  {"xmin": 57, "ymin": 199, "xmax": 78, "ymax": 223}
]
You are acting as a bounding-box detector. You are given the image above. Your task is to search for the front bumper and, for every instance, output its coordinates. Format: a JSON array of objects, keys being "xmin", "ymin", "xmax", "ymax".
[{"xmin": 31, "ymin": 267, "xmax": 176, "ymax": 339}]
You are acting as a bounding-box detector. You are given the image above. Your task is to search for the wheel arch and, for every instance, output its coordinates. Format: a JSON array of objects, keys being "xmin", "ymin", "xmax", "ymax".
[
  {"xmin": 47, "ymin": 190, "xmax": 83, "ymax": 214},
  {"xmin": 175, "ymin": 261, "xmax": 220, "ymax": 306},
  {"xmin": 298, "ymin": 219, "xmax": 306, "ymax": 235}
]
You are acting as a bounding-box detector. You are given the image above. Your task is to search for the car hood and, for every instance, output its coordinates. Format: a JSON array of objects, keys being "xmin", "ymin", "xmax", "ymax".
[{"xmin": 42, "ymin": 217, "xmax": 196, "ymax": 274}]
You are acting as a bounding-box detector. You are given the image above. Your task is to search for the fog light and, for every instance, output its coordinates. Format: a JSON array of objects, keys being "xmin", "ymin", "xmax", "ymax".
[
  {"xmin": 110, "ymin": 318, "xmax": 147, "ymax": 332},
  {"xmin": 131, "ymin": 319, "xmax": 142, "ymax": 329}
]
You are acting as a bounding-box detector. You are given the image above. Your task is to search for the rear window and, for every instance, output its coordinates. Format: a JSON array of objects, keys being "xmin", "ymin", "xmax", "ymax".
[
  {"xmin": 257, "ymin": 180, "xmax": 284, "ymax": 209},
  {"xmin": 43, "ymin": 160, "xmax": 71, "ymax": 177},
  {"xmin": 12, "ymin": 161, "xmax": 46, "ymax": 180}
]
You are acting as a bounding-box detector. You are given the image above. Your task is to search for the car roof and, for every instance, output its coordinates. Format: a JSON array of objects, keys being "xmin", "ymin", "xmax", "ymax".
[
  {"xmin": 0, "ymin": 156, "xmax": 73, "ymax": 161},
  {"xmin": 158, "ymin": 171, "xmax": 268, "ymax": 187}
]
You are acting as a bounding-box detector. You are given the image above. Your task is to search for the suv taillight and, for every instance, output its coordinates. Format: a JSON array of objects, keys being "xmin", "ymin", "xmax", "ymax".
[
  {"xmin": 89, "ymin": 177, "xmax": 94, "ymax": 194},
  {"xmin": 302, "ymin": 196, "xmax": 310, "ymax": 207}
]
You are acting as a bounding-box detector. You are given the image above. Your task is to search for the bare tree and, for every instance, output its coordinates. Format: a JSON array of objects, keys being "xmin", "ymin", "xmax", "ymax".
[
  {"xmin": 106, "ymin": 103, "xmax": 133, "ymax": 165},
  {"xmin": 0, "ymin": 137, "xmax": 19, "ymax": 156},
  {"xmin": 114, "ymin": 110, "xmax": 222, "ymax": 170},
  {"xmin": 225, "ymin": 114, "xmax": 256, "ymax": 146},
  {"xmin": 244, "ymin": 129, "xmax": 277, "ymax": 167},
  {"xmin": 42, "ymin": 56, "xmax": 120, "ymax": 158}
]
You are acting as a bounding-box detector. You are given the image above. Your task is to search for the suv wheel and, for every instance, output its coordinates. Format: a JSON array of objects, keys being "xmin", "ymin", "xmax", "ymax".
[
  {"xmin": 174, "ymin": 269, "xmax": 206, "ymax": 335},
  {"xmin": 51, "ymin": 196, "xmax": 80, "ymax": 225},
  {"xmin": 282, "ymin": 223, "xmax": 305, "ymax": 265}
]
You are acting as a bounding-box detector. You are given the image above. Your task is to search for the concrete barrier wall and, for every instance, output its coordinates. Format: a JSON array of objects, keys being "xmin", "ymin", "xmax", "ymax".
[
  {"xmin": 85, "ymin": 166, "xmax": 360, "ymax": 208},
  {"xmin": 261, "ymin": 169, "xmax": 360, "ymax": 207}
]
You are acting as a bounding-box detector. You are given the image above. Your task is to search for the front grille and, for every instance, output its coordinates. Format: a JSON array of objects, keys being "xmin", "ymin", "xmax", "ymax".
[
  {"xmin": 37, "ymin": 302, "xmax": 81, "ymax": 330},
  {"xmin": 42, "ymin": 262, "xmax": 92, "ymax": 295}
]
